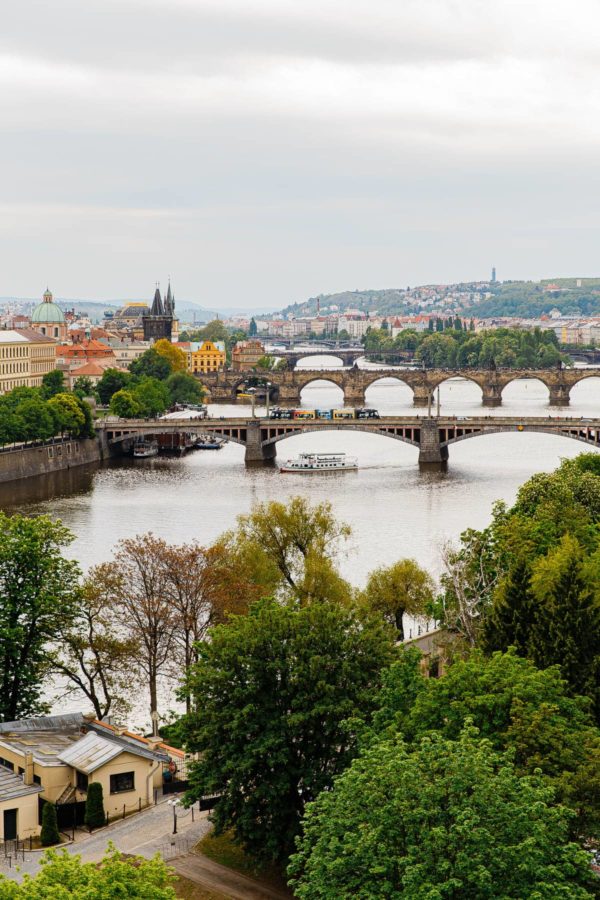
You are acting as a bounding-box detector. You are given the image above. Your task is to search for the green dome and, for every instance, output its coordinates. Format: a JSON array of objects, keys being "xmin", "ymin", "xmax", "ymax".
[{"xmin": 32, "ymin": 290, "xmax": 65, "ymax": 324}]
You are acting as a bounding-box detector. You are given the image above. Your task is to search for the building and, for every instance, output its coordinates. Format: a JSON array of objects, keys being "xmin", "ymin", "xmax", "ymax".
[
  {"xmin": 177, "ymin": 340, "xmax": 226, "ymax": 374},
  {"xmin": 143, "ymin": 284, "xmax": 176, "ymax": 343},
  {"xmin": 231, "ymin": 339, "xmax": 264, "ymax": 371},
  {"xmin": 30, "ymin": 289, "xmax": 68, "ymax": 342},
  {"xmin": 0, "ymin": 329, "xmax": 57, "ymax": 395},
  {"xmin": 0, "ymin": 713, "xmax": 185, "ymax": 841},
  {"xmin": 56, "ymin": 339, "xmax": 124, "ymax": 389}
]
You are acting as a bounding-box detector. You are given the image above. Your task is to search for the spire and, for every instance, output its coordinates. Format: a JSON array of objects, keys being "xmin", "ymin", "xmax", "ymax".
[
  {"xmin": 150, "ymin": 285, "xmax": 163, "ymax": 316},
  {"xmin": 164, "ymin": 281, "xmax": 173, "ymax": 315}
]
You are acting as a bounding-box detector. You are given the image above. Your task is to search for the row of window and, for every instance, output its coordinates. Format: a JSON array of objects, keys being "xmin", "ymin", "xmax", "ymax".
[
  {"xmin": 0, "ymin": 346, "xmax": 27, "ymax": 358},
  {"xmin": 0, "ymin": 362, "xmax": 27, "ymax": 374}
]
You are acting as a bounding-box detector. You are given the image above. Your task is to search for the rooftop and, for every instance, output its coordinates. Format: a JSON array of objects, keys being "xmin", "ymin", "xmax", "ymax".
[{"xmin": 0, "ymin": 767, "xmax": 43, "ymax": 802}]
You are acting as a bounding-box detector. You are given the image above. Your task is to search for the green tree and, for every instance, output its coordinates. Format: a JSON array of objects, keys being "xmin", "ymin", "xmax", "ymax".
[
  {"xmin": 360, "ymin": 558, "xmax": 435, "ymax": 639},
  {"xmin": 288, "ymin": 728, "xmax": 595, "ymax": 899},
  {"xmin": 47, "ymin": 393, "xmax": 86, "ymax": 437},
  {"xmin": 132, "ymin": 377, "xmax": 170, "ymax": 416},
  {"xmin": 182, "ymin": 598, "xmax": 396, "ymax": 864},
  {"xmin": 15, "ymin": 397, "xmax": 56, "ymax": 442},
  {"xmin": 72, "ymin": 375, "xmax": 94, "ymax": 398},
  {"xmin": 0, "ymin": 844, "xmax": 176, "ymax": 897},
  {"xmin": 40, "ymin": 802, "xmax": 60, "ymax": 847},
  {"xmin": 40, "ymin": 369, "xmax": 65, "ymax": 398},
  {"xmin": 231, "ymin": 497, "xmax": 352, "ymax": 603},
  {"xmin": 191, "ymin": 319, "xmax": 229, "ymax": 343},
  {"xmin": 0, "ymin": 514, "xmax": 80, "ymax": 720},
  {"xmin": 96, "ymin": 368, "xmax": 131, "ymax": 405},
  {"xmin": 109, "ymin": 389, "xmax": 141, "ymax": 418},
  {"xmin": 129, "ymin": 347, "xmax": 172, "ymax": 380},
  {"xmin": 165, "ymin": 371, "xmax": 205, "ymax": 405},
  {"xmin": 84, "ymin": 781, "xmax": 105, "ymax": 830}
]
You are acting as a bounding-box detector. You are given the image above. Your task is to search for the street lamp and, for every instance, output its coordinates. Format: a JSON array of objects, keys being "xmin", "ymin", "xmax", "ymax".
[
  {"xmin": 248, "ymin": 388, "xmax": 256, "ymax": 418},
  {"xmin": 167, "ymin": 798, "xmax": 181, "ymax": 835},
  {"xmin": 265, "ymin": 381, "xmax": 271, "ymax": 418}
]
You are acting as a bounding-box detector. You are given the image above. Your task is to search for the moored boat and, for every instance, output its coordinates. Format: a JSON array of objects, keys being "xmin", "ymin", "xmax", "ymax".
[
  {"xmin": 133, "ymin": 439, "xmax": 159, "ymax": 458},
  {"xmin": 280, "ymin": 451, "xmax": 358, "ymax": 473}
]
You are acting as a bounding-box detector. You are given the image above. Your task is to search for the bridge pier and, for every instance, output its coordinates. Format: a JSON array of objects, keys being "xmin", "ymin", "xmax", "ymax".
[
  {"xmin": 418, "ymin": 419, "xmax": 448, "ymax": 471},
  {"xmin": 482, "ymin": 386, "xmax": 502, "ymax": 407},
  {"xmin": 549, "ymin": 387, "xmax": 570, "ymax": 407},
  {"xmin": 244, "ymin": 423, "xmax": 277, "ymax": 467},
  {"xmin": 412, "ymin": 385, "xmax": 430, "ymax": 407}
]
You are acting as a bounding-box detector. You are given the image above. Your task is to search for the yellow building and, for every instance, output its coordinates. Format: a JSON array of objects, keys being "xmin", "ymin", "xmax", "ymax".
[
  {"xmin": 0, "ymin": 328, "xmax": 56, "ymax": 394},
  {"xmin": 178, "ymin": 340, "xmax": 226, "ymax": 374}
]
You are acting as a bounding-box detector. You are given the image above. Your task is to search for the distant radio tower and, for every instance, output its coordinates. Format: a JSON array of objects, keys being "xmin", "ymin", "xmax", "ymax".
[{"xmin": 491, "ymin": 266, "xmax": 497, "ymax": 283}]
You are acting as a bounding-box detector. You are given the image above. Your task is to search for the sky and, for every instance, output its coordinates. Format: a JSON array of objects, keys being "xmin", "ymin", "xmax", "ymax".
[{"xmin": 3, "ymin": 0, "xmax": 600, "ymax": 310}]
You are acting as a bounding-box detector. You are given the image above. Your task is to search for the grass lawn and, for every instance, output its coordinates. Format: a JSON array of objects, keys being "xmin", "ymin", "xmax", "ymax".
[
  {"xmin": 174, "ymin": 874, "xmax": 227, "ymax": 900},
  {"xmin": 195, "ymin": 830, "xmax": 290, "ymax": 894}
]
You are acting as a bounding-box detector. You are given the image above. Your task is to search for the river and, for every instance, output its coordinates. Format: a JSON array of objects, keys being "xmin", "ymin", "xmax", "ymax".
[{"xmin": 1, "ymin": 356, "xmax": 598, "ymax": 725}]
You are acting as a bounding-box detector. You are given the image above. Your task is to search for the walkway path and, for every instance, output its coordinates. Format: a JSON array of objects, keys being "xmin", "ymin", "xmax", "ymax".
[{"xmin": 172, "ymin": 855, "xmax": 293, "ymax": 900}]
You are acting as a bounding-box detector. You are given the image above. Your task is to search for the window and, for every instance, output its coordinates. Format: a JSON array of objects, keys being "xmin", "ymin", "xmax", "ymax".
[
  {"xmin": 0, "ymin": 757, "xmax": 14, "ymax": 772},
  {"xmin": 76, "ymin": 770, "xmax": 88, "ymax": 791},
  {"xmin": 110, "ymin": 771, "xmax": 135, "ymax": 793}
]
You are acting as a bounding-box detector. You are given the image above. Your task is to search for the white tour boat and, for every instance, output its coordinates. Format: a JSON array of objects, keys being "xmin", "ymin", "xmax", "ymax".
[
  {"xmin": 133, "ymin": 439, "xmax": 159, "ymax": 458},
  {"xmin": 280, "ymin": 451, "xmax": 358, "ymax": 473}
]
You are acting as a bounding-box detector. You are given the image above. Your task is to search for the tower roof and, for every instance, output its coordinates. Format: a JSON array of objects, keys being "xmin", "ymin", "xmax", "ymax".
[
  {"xmin": 150, "ymin": 287, "xmax": 164, "ymax": 316},
  {"xmin": 32, "ymin": 288, "xmax": 65, "ymax": 324},
  {"xmin": 164, "ymin": 281, "xmax": 173, "ymax": 315}
]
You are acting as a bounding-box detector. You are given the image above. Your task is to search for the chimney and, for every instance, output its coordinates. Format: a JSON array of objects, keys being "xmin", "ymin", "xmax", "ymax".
[{"xmin": 23, "ymin": 752, "xmax": 34, "ymax": 786}]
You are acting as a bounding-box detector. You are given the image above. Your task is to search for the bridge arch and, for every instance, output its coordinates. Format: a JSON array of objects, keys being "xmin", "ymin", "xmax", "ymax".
[
  {"xmin": 293, "ymin": 351, "xmax": 350, "ymax": 368},
  {"xmin": 105, "ymin": 427, "xmax": 248, "ymax": 449},
  {"xmin": 499, "ymin": 375, "xmax": 551, "ymax": 404},
  {"xmin": 261, "ymin": 423, "xmax": 420, "ymax": 449},
  {"xmin": 429, "ymin": 373, "xmax": 486, "ymax": 393},
  {"xmin": 298, "ymin": 376, "xmax": 346, "ymax": 403},
  {"xmin": 441, "ymin": 425, "xmax": 600, "ymax": 450}
]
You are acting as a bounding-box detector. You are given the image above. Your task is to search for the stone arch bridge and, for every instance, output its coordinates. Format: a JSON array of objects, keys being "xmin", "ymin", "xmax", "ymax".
[
  {"xmin": 99, "ymin": 415, "xmax": 600, "ymax": 470},
  {"xmin": 198, "ymin": 367, "xmax": 600, "ymax": 407}
]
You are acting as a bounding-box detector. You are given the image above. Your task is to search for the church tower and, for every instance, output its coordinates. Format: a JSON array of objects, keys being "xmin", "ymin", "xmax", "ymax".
[{"xmin": 143, "ymin": 284, "xmax": 174, "ymax": 342}]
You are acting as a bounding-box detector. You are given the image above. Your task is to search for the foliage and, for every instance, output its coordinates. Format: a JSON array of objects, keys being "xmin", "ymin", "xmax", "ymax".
[
  {"xmin": 0, "ymin": 384, "xmax": 93, "ymax": 445},
  {"xmin": 288, "ymin": 727, "xmax": 595, "ymax": 899},
  {"xmin": 379, "ymin": 648, "xmax": 600, "ymax": 839},
  {"xmin": 153, "ymin": 338, "xmax": 187, "ymax": 372},
  {"xmin": 72, "ymin": 375, "xmax": 94, "ymax": 399},
  {"xmin": 165, "ymin": 371, "xmax": 205, "ymax": 405},
  {"xmin": 0, "ymin": 513, "xmax": 80, "ymax": 720},
  {"xmin": 362, "ymin": 324, "xmax": 565, "ymax": 368},
  {"xmin": 231, "ymin": 497, "xmax": 352, "ymax": 604},
  {"xmin": 0, "ymin": 844, "xmax": 176, "ymax": 898},
  {"xmin": 131, "ymin": 377, "xmax": 170, "ymax": 416},
  {"xmin": 182, "ymin": 598, "xmax": 396, "ymax": 864},
  {"xmin": 84, "ymin": 781, "xmax": 105, "ymax": 830},
  {"xmin": 96, "ymin": 368, "xmax": 131, "ymax": 405},
  {"xmin": 360, "ymin": 558, "xmax": 435, "ymax": 639},
  {"xmin": 47, "ymin": 393, "xmax": 86, "ymax": 436},
  {"xmin": 51, "ymin": 566, "xmax": 139, "ymax": 720},
  {"xmin": 183, "ymin": 319, "xmax": 229, "ymax": 344},
  {"xmin": 255, "ymin": 355, "xmax": 285, "ymax": 371},
  {"xmin": 109, "ymin": 389, "xmax": 141, "ymax": 418},
  {"xmin": 40, "ymin": 802, "xmax": 60, "ymax": 847},
  {"xmin": 40, "ymin": 369, "xmax": 65, "ymax": 398},
  {"xmin": 129, "ymin": 347, "xmax": 172, "ymax": 380}
]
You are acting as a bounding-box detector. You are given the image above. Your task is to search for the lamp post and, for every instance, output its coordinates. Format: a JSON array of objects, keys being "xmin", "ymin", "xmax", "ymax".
[
  {"xmin": 249, "ymin": 388, "xmax": 256, "ymax": 418},
  {"xmin": 265, "ymin": 381, "xmax": 271, "ymax": 418},
  {"xmin": 168, "ymin": 798, "xmax": 180, "ymax": 835}
]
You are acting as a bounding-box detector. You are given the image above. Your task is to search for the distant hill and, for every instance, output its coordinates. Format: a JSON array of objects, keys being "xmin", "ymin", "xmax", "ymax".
[
  {"xmin": 473, "ymin": 280, "xmax": 600, "ymax": 318},
  {"xmin": 281, "ymin": 289, "xmax": 413, "ymax": 317}
]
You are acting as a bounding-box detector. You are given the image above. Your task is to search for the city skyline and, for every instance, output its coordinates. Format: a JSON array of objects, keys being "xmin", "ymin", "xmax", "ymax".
[{"xmin": 3, "ymin": 0, "xmax": 600, "ymax": 308}]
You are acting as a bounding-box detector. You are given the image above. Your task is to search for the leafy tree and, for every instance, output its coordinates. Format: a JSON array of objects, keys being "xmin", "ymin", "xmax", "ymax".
[
  {"xmin": 96, "ymin": 368, "xmax": 131, "ymax": 405},
  {"xmin": 132, "ymin": 377, "xmax": 170, "ymax": 417},
  {"xmin": 109, "ymin": 389, "xmax": 141, "ymax": 418},
  {"xmin": 51, "ymin": 566, "xmax": 138, "ymax": 720},
  {"xmin": 129, "ymin": 347, "xmax": 172, "ymax": 380},
  {"xmin": 40, "ymin": 802, "xmax": 60, "ymax": 847},
  {"xmin": 189, "ymin": 319, "xmax": 229, "ymax": 343},
  {"xmin": 15, "ymin": 397, "xmax": 56, "ymax": 442},
  {"xmin": 0, "ymin": 845, "xmax": 177, "ymax": 897},
  {"xmin": 40, "ymin": 369, "xmax": 65, "ymax": 399},
  {"xmin": 165, "ymin": 371, "xmax": 205, "ymax": 405},
  {"xmin": 360, "ymin": 558, "xmax": 435, "ymax": 639},
  {"xmin": 72, "ymin": 375, "xmax": 94, "ymax": 398},
  {"xmin": 182, "ymin": 598, "xmax": 396, "ymax": 864},
  {"xmin": 288, "ymin": 727, "xmax": 595, "ymax": 899},
  {"xmin": 231, "ymin": 497, "xmax": 352, "ymax": 603},
  {"xmin": 84, "ymin": 782, "xmax": 105, "ymax": 830},
  {"xmin": 74, "ymin": 395, "xmax": 95, "ymax": 438},
  {"xmin": 0, "ymin": 514, "xmax": 80, "ymax": 720},
  {"xmin": 153, "ymin": 338, "xmax": 187, "ymax": 372},
  {"xmin": 47, "ymin": 393, "xmax": 86, "ymax": 437}
]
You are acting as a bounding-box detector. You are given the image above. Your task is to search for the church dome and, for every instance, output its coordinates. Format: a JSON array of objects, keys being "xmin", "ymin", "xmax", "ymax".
[{"xmin": 31, "ymin": 288, "xmax": 65, "ymax": 324}]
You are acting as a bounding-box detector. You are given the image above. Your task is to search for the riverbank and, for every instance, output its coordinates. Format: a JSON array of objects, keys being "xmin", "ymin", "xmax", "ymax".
[{"xmin": 0, "ymin": 435, "xmax": 109, "ymax": 484}]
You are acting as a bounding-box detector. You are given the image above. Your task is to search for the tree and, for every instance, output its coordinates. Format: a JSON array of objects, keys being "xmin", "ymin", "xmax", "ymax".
[
  {"xmin": 47, "ymin": 393, "xmax": 86, "ymax": 437},
  {"xmin": 40, "ymin": 802, "xmax": 60, "ymax": 847},
  {"xmin": 165, "ymin": 371, "xmax": 205, "ymax": 405},
  {"xmin": 51, "ymin": 566, "xmax": 139, "ymax": 720},
  {"xmin": 153, "ymin": 338, "xmax": 187, "ymax": 372},
  {"xmin": 0, "ymin": 514, "xmax": 80, "ymax": 720},
  {"xmin": 72, "ymin": 375, "xmax": 94, "ymax": 398},
  {"xmin": 84, "ymin": 782, "xmax": 105, "ymax": 830},
  {"xmin": 182, "ymin": 598, "xmax": 395, "ymax": 864},
  {"xmin": 109, "ymin": 389, "xmax": 141, "ymax": 418},
  {"xmin": 360, "ymin": 558, "xmax": 435, "ymax": 639},
  {"xmin": 15, "ymin": 397, "xmax": 56, "ymax": 442},
  {"xmin": 288, "ymin": 728, "xmax": 595, "ymax": 899},
  {"xmin": 232, "ymin": 497, "xmax": 352, "ymax": 603},
  {"xmin": 132, "ymin": 377, "xmax": 170, "ymax": 417},
  {"xmin": 41, "ymin": 369, "xmax": 65, "ymax": 399},
  {"xmin": 129, "ymin": 347, "xmax": 172, "ymax": 380},
  {"xmin": 0, "ymin": 845, "xmax": 177, "ymax": 897},
  {"xmin": 110, "ymin": 535, "xmax": 178, "ymax": 725},
  {"xmin": 190, "ymin": 319, "xmax": 229, "ymax": 343},
  {"xmin": 74, "ymin": 395, "xmax": 95, "ymax": 438},
  {"xmin": 96, "ymin": 368, "xmax": 131, "ymax": 405}
]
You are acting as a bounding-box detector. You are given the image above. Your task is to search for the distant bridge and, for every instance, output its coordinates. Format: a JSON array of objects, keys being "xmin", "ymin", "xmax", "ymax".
[
  {"xmin": 99, "ymin": 415, "xmax": 600, "ymax": 470},
  {"xmin": 198, "ymin": 366, "xmax": 600, "ymax": 407}
]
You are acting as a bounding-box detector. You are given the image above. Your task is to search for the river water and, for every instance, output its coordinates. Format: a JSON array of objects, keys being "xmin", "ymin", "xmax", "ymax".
[{"xmin": 1, "ymin": 355, "xmax": 598, "ymax": 725}]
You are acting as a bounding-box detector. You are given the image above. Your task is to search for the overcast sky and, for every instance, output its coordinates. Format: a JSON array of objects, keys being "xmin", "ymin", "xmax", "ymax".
[{"xmin": 3, "ymin": 0, "xmax": 600, "ymax": 309}]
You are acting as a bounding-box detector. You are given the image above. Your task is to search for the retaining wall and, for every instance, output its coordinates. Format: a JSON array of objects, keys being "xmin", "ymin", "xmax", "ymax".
[{"xmin": 0, "ymin": 435, "xmax": 109, "ymax": 484}]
